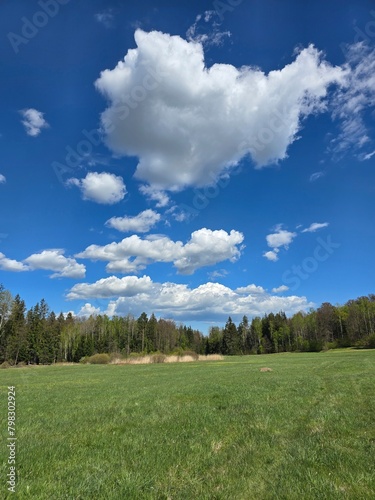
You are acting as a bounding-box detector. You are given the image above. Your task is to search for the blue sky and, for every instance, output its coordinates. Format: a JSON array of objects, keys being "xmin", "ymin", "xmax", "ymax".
[{"xmin": 0, "ymin": 0, "xmax": 374, "ymax": 332}]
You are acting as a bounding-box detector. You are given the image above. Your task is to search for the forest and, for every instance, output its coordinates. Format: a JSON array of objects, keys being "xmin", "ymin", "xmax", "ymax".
[{"xmin": 0, "ymin": 283, "xmax": 374, "ymax": 365}]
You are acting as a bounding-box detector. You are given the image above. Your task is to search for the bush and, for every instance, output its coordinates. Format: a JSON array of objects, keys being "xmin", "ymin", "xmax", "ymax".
[
  {"xmin": 324, "ymin": 341, "xmax": 338, "ymax": 351},
  {"xmin": 355, "ymin": 334, "xmax": 375, "ymax": 349},
  {"xmin": 365, "ymin": 333, "xmax": 375, "ymax": 348},
  {"xmin": 151, "ymin": 353, "xmax": 166, "ymax": 363},
  {"xmin": 86, "ymin": 353, "xmax": 110, "ymax": 364},
  {"xmin": 0, "ymin": 361, "xmax": 11, "ymax": 369}
]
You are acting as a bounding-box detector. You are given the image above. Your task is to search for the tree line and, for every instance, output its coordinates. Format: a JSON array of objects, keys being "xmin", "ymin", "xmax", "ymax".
[{"xmin": 0, "ymin": 284, "xmax": 374, "ymax": 365}]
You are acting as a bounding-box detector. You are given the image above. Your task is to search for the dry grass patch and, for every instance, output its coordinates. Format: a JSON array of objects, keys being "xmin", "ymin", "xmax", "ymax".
[
  {"xmin": 260, "ymin": 367, "xmax": 273, "ymax": 372},
  {"xmin": 110, "ymin": 353, "xmax": 224, "ymax": 365}
]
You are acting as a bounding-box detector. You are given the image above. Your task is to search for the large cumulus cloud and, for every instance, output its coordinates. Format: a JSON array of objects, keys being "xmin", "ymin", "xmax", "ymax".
[{"xmin": 95, "ymin": 29, "xmax": 344, "ymax": 191}]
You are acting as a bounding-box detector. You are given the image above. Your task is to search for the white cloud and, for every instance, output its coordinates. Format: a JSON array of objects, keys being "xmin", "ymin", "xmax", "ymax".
[
  {"xmin": 24, "ymin": 249, "xmax": 86, "ymax": 278},
  {"xmin": 139, "ymin": 185, "xmax": 170, "ymax": 207},
  {"xmin": 263, "ymin": 250, "xmax": 279, "ymax": 262},
  {"xmin": 95, "ymin": 10, "xmax": 114, "ymax": 28},
  {"xmin": 360, "ymin": 150, "xmax": 375, "ymax": 161},
  {"xmin": 67, "ymin": 172, "xmax": 126, "ymax": 205},
  {"xmin": 0, "ymin": 174, "xmax": 6, "ymax": 184},
  {"xmin": 67, "ymin": 275, "xmax": 152, "ymax": 299},
  {"xmin": 263, "ymin": 225, "xmax": 297, "ymax": 262},
  {"xmin": 20, "ymin": 108, "xmax": 49, "ymax": 137},
  {"xmin": 186, "ymin": 12, "xmax": 231, "ymax": 47},
  {"xmin": 266, "ymin": 227, "xmax": 297, "ymax": 249},
  {"xmin": 207, "ymin": 269, "xmax": 228, "ymax": 281},
  {"xmin": 309, "ymin": 171, "xmax": 325, "ymax": 182},
  {"xmin": 106, "ymin": 209, "xmax": 160, "ymax": 233},
  {"xmin": 0, "ymin": 252, "xmax": 28, "ymax": 272},
  {"xmin": 77, "ymin": 303, "xmax": 101, "ymax": 317},
  {"xmin": 272, "ymin": 285, "xmax": 289, "ymax": 293},
  {"xmin": 67, "ymin": 275, "xmax": 313, "ymax": 322},
  {"xmin": 302, "ymin": 222, "xmax": 329, "ymax": 233},
  {"xmin": 236, "ymin": 284, "xmax": 266, "ymax": 294},
  {"xmin": 331, "ymin": 43, "xmax": 375, "ymax": 158},
  {"xmin": 76, "ymin": 228, "xmax": 244, "ymax": 275},
  {"xmin": 95, "ymin": 30, "xmax": 344, "ymax": 191}
]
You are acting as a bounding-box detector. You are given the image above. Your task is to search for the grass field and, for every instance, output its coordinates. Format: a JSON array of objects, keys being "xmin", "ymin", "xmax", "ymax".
[{"xmin": 1, "ymin": 350, "xmax": 375, "ymax": 499}]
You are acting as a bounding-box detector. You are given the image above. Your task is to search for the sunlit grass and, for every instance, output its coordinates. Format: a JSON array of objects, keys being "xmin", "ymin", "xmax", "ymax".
[{"xmin": 1, "ymin": 350, "xmax": 375, "ymax": 499}]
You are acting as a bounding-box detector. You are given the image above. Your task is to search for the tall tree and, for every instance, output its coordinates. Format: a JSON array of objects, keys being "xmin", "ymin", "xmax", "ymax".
[{"xmin": 0, "ymin": 284, "xmax": 13, "ymax": 338}]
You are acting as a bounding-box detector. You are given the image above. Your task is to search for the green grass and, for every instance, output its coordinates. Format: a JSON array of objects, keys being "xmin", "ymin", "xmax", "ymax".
[{"xmin": 1, "ymin": 350, "xmax": 375, "ymax": 499}]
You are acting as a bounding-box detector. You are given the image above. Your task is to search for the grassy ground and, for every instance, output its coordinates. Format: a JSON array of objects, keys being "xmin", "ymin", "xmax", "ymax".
[{"xmin": 1, "ymin": 350, "xmax": 375, "ymax": 499}]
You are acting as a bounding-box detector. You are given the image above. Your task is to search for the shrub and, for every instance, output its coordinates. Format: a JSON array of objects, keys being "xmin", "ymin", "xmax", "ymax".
[
  {"xmin": 324, "ymin": 341, "xmax": 338, "ymax": 351},
  {"xmin": 0, "ymin": 361, "xmax": 11, "ymax": 369},
  {"xmin": 86, "ymin": 353, "xmax": 110, "ymax": 364},
  {"xmin": 365, "ymin": 333, "xmax": 375, "ymax": 348},
  {"xmin": 151, "ymin": 353, "xmax": 166, "ymax": 363},
  {"xmin": 355, "ymin": 334, "xmax": 375, "ymax": 349}
]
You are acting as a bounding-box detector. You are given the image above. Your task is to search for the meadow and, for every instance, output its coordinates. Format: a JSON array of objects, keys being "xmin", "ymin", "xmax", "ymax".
[{"xmin": 1, "ymin": 350, "xmax": 375, "ymax": 499}]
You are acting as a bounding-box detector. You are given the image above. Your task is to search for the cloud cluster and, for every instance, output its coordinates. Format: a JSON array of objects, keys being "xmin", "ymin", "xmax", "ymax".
[
  {"xmin": 24, "ymin": 249, "xmax": 86, "ymax": 278},
  {"xmin": 263, "ymin": 225, "xmax": 297, "ymax": 262},
  {"xmin": 20, "ymin": 108, "xmax": 49, "ymax": 137},
  {"xmin": 0, "ymin": 174, "xmax": 6, "ymax": 184},
  {"xmin": 67, "ymin": 275, "xmax": 313, "ymax": 322},
  {"xmin": 76, "ymin": 228, "xmax": 244, "ymax": 275},
  {"xmin": 67, "ymin": 172, "xmax": 126, "ymax": 204},
  {"xmin": 331, "ymin": 43, "xmax": 375, "ymax": 158},
  {"xmin": 106, "ymin": 209, "xmax": 160, "ymax": 233},
  {"xmin": 263, "ymin": 222, "xmax": 329, "ymax": 261},
  {"xmin": 95, "ymin": 29, "xmax": 344, "ymax": 191}
]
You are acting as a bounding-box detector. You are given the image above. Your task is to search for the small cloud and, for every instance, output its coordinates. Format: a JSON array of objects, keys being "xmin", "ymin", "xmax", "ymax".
[
  {"xmin": 67, "ymin": 172, "xmax": 126, "ymax": 205},
  {"xmin": 272, "ymin": 285, "xmax": 289, "ymax": 293},
  {"xmin": 266, "ymin": 226, "xmax": 297, "ymax": 250},
  {"xmin": 186, "ymin": 11, "xmax": 231, "ymax": 47},
  {"xmin": 106, "ymin": 209, "xmax": 161, "ymax": 233},
  {"xmin": 309, "ymin": 171, "xmax": 325, "ymax": 182},
  {"xmin": 95, "ymin": 10, "xmax": 114, "ymax": 28},
  {"xmin": 139, "ymin": 185, "xmax": 169, "ymax": 208},
  {"xmin": 207, "ymin": 269, "xmax": 228, "ymax": 281},
  {"xmin": 360, "ymin": 150, "xmax": 375, "ymax": 161},
  {"xmin": 263, "ymin": 250, "xmax": 279, "ymax": 262},
  {"xmin": 302, "ymin": 222, "xmax": 329, "ymax": 233},
  {"xmin": 0, "ymin": 174, "xmax": 6, "ymax": 184},
  {"xmin": 20, "ymin": 108, "xmax": 49, "ymax": 137}
]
